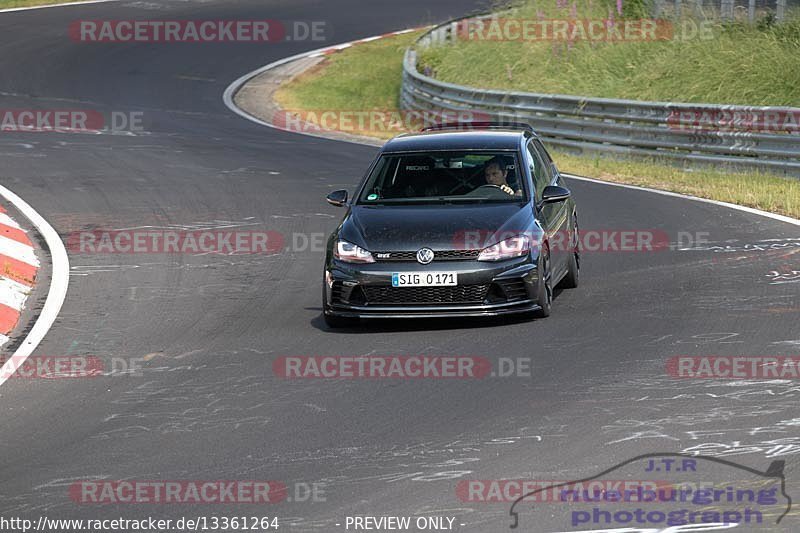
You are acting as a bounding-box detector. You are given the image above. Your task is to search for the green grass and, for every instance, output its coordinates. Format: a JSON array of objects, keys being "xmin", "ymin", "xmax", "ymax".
[
  {"xmin": 418, "ymin": 1, "xmax": 800, "ymax": 105},
  {"xmin": 275, "ymin": 21, "xmax": 800, "ymax": 219},
  {"xmin": 552, "ymin": 150, "xmax": 800, "ymax": 217},
  {"xmin": 0, "ymin": 0, "xmax": 87, "ymax": 7},
  {"xmin": 276, "ymin": 31, "xmax": 420, "ymax": 113}
]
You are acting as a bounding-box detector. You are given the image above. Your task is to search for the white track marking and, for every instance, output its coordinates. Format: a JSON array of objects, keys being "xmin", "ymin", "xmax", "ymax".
[
  {"xmin": 223, "ymin": 27, "xmax": 432, "ymax": 130},
  {"xmin": 0, "ymin": 233, "xmax": 40, "ymax": 266},
  {"xmin": 0, "ymin": 184, "xmax": 69, "ymax": 388},
  {"xmin": 224, "ymin": 51, "xmax": 338, "ymax": 129},
  {"xmin": 0, "ymin": 0, "xmax": 119, "ymax": 14},
  {"xmin": 561, "ymin": 173, "xmax": 800, "ymax": 227}
]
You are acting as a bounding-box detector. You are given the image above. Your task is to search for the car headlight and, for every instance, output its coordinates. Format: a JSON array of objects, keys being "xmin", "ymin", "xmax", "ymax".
[
  {"xmin": 334, "ymin": 240, "xmax": 375, "ymax": 263},
  {"xmin": 477, "ymin": 234, "xmax": 531, "ymax": 261}
]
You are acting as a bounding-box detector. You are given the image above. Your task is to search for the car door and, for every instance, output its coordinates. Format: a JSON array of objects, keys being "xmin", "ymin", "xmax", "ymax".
[{"xmin": 526, "ymin": 139, "xmax": 568, "ymax": 280}]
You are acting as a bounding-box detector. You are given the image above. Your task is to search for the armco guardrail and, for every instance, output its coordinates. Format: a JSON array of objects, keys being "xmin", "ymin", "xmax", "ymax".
[{"xmin": 401, "ymin": 18, "xmax": 800, "ymax": 175}]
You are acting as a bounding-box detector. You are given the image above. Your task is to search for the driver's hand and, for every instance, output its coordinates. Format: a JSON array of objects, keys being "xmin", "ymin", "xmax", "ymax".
[{"xmin": 500, "ymin": 184, "xmax": 514, "ymax": 195}]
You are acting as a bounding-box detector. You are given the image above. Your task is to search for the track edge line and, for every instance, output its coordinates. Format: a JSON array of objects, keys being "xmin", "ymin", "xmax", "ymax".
[
  {"xmin": 0, "ymin": 185, "xmax": 69, "ymax": 387},
  {"xmin": 561, "ymin": 173, "xmax": 800, "ymax": 227}
]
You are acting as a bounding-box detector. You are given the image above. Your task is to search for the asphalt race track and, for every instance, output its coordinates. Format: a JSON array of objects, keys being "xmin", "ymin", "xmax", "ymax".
[{"xmin": 0, "ymin": 1, "xmax": 799, "ymax": 532}]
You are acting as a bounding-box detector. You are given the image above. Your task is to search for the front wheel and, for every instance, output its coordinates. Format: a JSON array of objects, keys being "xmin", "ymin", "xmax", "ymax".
[{"xmin": 533, "ymin": 246, "xmax": 552, "ymax": 318}]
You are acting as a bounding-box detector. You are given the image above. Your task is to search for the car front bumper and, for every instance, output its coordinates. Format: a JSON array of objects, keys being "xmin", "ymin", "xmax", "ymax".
[{"xmin": 324, "ymin": 257, "xmax": 541, "ymax": 319}]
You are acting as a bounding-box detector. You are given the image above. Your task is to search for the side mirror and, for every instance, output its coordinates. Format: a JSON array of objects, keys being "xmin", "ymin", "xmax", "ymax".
[
  {"xmin": 541, "ymin": 185, "xmax": 571, "ymax": 204},
  {"xmin": 326, "ymin": 189, "xmax": 348, "ymax": 207}
]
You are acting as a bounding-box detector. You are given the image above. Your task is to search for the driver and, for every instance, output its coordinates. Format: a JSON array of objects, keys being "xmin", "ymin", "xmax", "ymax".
[{"xmin": 484, "ymin": 157, "xmax": 521, "ymax": 196}]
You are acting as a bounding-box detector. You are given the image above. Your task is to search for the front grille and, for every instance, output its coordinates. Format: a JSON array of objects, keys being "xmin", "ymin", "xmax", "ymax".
[
  {"xmin": 362, "ymin": 284, "xmax": 490, "ymax": 305},
  {"xmin": 374, "ymin": 250, "xmax": 480, "ymax": 262}
]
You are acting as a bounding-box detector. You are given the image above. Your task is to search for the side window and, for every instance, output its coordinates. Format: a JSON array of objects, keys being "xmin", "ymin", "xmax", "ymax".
[
  {"xmin": 534, "ymin": 139, "xmax": 553, "ymax": 164},
  {"xmin": 534, "ymin": 139, "xmax": 558, "ymax": 182},
  {"xmin": 526, "ymin": 140, "xmax": 549, "ymax": 201}
]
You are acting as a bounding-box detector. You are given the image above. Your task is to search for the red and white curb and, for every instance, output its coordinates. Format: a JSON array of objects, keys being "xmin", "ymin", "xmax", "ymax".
[
  {"xmin": 0, "ymin": 205, "xmax": 39, "ymax": 346},
  {"xmin": 0, "ymin": 184, "xmax": 70, "ymax": 388},
  {"xmin": 306, "ymin": 28, "xmax": 428, "ymax": 58}
]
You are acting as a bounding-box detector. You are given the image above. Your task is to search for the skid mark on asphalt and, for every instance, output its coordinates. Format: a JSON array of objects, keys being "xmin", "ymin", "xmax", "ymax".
[
  {"xmin": 680, "ymin": 237, "xmax": 800, "ymax": 254},
  {"xmin": 111, "ymin": 218, "xmax": 260, "ymax": 231},
  {"xmin": 773, "ymin": 339, "xmax": 800, "ymax": 345},
  {"xmin": 70, "ymin": 258, "xmax": 269, "ymax": 277},
  {"xmin": 576, "ymin": 374, "xmax": 800, "ymax": 458},
  {"xmin": 767, "ymin": 268, "xmax": 800, "ymax": 284},
  {"xmin": 69, "ymin": 264, "xmax": 141, "ymax": 276}
]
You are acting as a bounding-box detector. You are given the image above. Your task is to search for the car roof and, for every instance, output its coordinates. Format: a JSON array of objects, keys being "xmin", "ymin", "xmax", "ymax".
[{"xmin": 381, "ymin": 129, "xmax": 528, "ymax": 153}]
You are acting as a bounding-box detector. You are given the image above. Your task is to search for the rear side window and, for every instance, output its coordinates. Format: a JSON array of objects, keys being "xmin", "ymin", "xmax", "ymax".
[
  {"xmin": 534, "ymin": 139, "xmax": 554, "ymax": 167},
  {"xmin": 526, "ymin": 140, "xmax": 552, "ymax": 201},
  {"xmin": 533, "ymin": 139, "xmax": 565, "ymax": 187}
]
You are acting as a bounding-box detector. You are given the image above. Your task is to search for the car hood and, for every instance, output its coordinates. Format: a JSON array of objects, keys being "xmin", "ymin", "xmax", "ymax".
[{"xmin": 339, "ymin": 203, "xmax": 536, "ymax": 251}]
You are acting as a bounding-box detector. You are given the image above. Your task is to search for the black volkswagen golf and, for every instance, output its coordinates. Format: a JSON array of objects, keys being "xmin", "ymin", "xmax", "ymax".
[{"xmin": 322, "ymin": 123, "xmax": 579, "ymax": 327}]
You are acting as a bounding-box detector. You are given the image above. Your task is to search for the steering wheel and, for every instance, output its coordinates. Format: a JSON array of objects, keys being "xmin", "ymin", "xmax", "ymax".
[
  {"xmin": 468, "ymin": 184, "xmax": 518, "ymax": 199},
  {"xmin": 462, "ymin": 183, "xmax": 513, "ymax": 199}
]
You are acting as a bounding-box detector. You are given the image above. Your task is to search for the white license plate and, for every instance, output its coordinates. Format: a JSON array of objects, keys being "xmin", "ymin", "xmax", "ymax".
[{"xmin": 392, "ymin": 272, "xmax": 457, "ymax": 287}]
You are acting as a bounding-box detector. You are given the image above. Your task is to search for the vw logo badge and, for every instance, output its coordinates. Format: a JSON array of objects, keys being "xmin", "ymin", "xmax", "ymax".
[{"xmin": 416, "ymin": 248, "xmax": 434, "ymax": 265}]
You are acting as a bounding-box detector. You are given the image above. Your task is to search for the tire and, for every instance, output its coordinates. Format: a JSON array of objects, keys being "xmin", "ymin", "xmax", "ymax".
[
  {"xmin": 559, "ymin": 213, "xmax": 580, "ymax": 289},
  {"xmin": 533, "ymin": 246, "xmax": 552, "ymax": 318},
  {"xmin": 324, "ymin": 313, "xmax": 359, "ymax": 328}
]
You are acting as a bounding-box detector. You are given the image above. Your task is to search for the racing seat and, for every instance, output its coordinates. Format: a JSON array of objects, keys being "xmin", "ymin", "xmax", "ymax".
[{"xmin": 389, "ymin": 156, "xmax": 438, "ymax": 198}]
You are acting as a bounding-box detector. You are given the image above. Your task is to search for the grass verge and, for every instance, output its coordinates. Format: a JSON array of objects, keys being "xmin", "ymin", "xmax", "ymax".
[
  {"xmin": 553, "ymin": 150, "xmax": 799, "ymax": 217},
  {"xmin": 274, "ymin": 31, "xmax": 421, "ymax": 139},
  {"xmin": 418, "ymin": 1, "xmax": 800, "ymax": 106},
  {"xmin": 273, "ymin": 28, "xmax": 800, "ymax": 219}
]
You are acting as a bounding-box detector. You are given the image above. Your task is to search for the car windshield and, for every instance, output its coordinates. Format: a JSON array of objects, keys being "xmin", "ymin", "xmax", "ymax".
[{"xmin": 357, "ymin": 151, "xmax": 527, "ymax": 205}]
